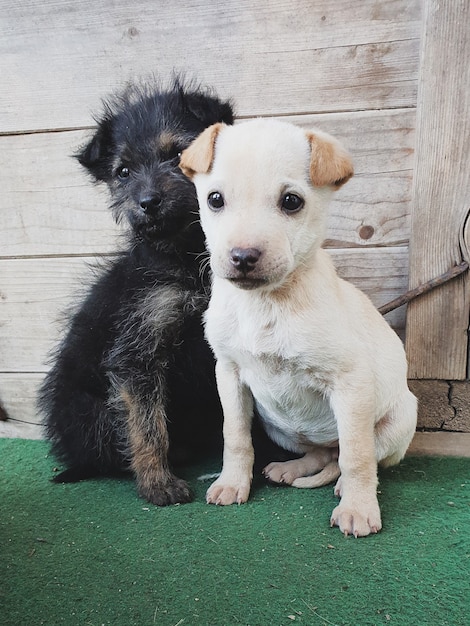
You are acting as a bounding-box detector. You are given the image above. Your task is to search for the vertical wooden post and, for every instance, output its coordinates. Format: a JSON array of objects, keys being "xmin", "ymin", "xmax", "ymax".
[{"xmin": 406, "ymin": 0, "xmax": 470, "ymax": 379}]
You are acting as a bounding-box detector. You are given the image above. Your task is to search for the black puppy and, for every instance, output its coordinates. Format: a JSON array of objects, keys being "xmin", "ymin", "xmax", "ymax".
[{"xmin": 39, "ymin": 78, "xmax": 234, "ymax": 505}]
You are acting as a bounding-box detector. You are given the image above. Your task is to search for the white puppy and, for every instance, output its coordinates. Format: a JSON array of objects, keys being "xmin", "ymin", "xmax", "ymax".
[{"xmin": 180, "ymin": 119, "xmax": 417, "ymax": 537}]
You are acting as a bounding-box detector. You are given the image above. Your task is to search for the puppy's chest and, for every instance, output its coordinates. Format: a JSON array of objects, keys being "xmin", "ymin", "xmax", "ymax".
[{"xmin": 209, "ymin": 306, "xmax": 334, "ymax": 391}]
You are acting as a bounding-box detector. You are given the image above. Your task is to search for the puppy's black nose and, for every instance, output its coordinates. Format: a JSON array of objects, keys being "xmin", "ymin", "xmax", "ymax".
[
  {"xmin": 140, "ymin": 194, "xmax": 162, "ymax": 214},
  {"xmin": 230, "ymin": 247, "xmax": 261, "ymax": 274}
]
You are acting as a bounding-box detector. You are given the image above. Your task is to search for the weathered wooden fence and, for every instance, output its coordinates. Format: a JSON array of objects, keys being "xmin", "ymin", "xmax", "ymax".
[{"xmin": 0, "ymin": 0, "xmax": 468, "ymax": 438}]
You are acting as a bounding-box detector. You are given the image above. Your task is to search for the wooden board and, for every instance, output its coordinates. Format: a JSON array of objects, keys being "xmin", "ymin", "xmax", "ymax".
[
  {"xmin": 290, "ymin": 110, "xmax": 416, "ymax": 249},
  {"xmin": 4, "ymin": 380, "xmax": 470, "ymax": 447},
  {"xmin": 405, "ymin": 1, "xmax": 470, "ymax": 379},
  {"xmin": 332, "ymin": 247, "xmax": 408, "ymax": 333},
  {"xmin": 0, "ymin": 373, "xmax": 44, "ymax": 438},
  {"xmin": 0, "ymin": 109, "xmax": 415, "ymax": 258},
  {"xmin": 407, "ymin": 432, "xmax": 470, "ymax": 458},
  {"xmin": 12, "ymin": 0, "xmax": 470, "ymax": 438},
  {"xmin": 0, "ymin": 0, "xmax": 421, "ymax": 133},
  {"xmin": 0, "ymin": 130, "xmax": 121, "ymax": 258},
  {"xmin": 0, "ymin": 247, "xmax": 409, "ymax": 376},
  {"xmin": 0, "ymin": 256, "xmax": 97, "ymax": 373},
  {"xmin": 0, "ymin": 246, "xmax": 408, "ymax": 434}
]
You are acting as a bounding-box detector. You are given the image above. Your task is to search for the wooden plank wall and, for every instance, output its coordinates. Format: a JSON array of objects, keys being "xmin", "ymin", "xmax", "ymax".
[
  {"xmin": 0, "ymin": 0, "xmax": 427, "ymax": 438},
  {"xmin": 405, "ymin": 0, "xmax": 470, "ymax": 379}
]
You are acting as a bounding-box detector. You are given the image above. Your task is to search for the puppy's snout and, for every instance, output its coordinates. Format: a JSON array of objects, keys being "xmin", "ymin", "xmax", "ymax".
[
  {"xmin": 230, "ymin": 247, "xmax": 262, "ymax": 274},
  {"xmin": 140, "ymin": 193, "xmax": 162, "ymax": 214}
]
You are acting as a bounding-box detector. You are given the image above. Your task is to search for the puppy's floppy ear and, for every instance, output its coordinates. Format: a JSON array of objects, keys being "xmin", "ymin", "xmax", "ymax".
[
  {"xmin": 179, "ymin": 123, "xmax": 225, "ymax": 179},
  {"xmin": 306, "ymin": 130, "xmax": 354, "ymax": 189},
  {"xmin": 75, "ymin": 117, "xmax": 114, "ymax": 182}
]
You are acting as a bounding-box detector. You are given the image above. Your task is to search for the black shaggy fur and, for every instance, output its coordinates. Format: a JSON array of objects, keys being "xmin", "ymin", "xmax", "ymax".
[{"xmin": 38, "ymin": 78, "xmax": 234, "ymax": 505}]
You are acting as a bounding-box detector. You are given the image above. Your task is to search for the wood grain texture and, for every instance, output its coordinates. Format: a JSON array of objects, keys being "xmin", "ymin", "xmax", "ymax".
[
  {"xmin": 290, "ymin": 110, "xmax": 416, "ymax": 249},
  {"xmin": 405, "ymin": 0, "xmax": 470, "ymax": 379},
  {"xmin": 0, "ymin": 248, "xmax": 408, "ymax": 377},
  {"xmin": 0, "ymin": 256, "xmax": 97, "ymax": 373},
  {"xmin": 0, "ymin": 0, "xmax": 421, "ymax": 132},
  {"xmin": 0, "ymin": 110, "xmax": 414, "ymax": 258},
  {"xmin": 0, "ymin": 421, "xmax": 43, "ymax": 440},
  {"xmin": 407, "ymin": 432, "xmax": 470, "ymax": 457},
  {"xmin": 0, "ymin": 130, "xmax": 121, "ymax": 258},
  {"xmin": 331, "ymin": 247, "xmax": 408, "ymax": 333},
  {"xmin": 10, "ymin": 0, "xmax": 470, "ymax": 439},
  {"xmin": 3, "ymin": 379, "xmax": 470, "ymax": 443},
  {"xmin": 0, "ymin": 373, "xmax": 44, "ymax": 437},
  {"xmin": 0, "ymin": 247, "xmax": 408, "ymax": 432}
]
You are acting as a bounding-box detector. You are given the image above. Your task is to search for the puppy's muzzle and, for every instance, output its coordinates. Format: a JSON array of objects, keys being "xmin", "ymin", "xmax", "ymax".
[
  {"xmin": 230, "ymin": 247, "xmax": 261, "ymax": 275},
  {"xmin": 227, "ymin": 247, "xmax": 268, "ymax": 289}
]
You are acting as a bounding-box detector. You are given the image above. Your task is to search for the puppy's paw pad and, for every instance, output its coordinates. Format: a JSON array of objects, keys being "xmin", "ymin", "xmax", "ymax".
[
  {"xmin": 206, "ymin": 481, "xmax": 250, "ymax": 505},
  {"xmin": 330, "ymin": 503, "xmax": 382, "ymax": 538}
]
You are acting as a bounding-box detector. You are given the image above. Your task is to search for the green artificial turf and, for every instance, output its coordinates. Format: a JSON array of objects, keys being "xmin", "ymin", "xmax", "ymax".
[{"xmin": 1, "ymin": 439, "xmax": 469, "ymax": 626}]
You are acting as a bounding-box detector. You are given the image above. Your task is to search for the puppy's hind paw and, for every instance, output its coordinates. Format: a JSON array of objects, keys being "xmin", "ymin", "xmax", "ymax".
[
  {"xmin": 263, "ymin": 461, "xmax": 296, "ymax": 485},
  {"xmin": 138, "ymin": 476, "xmax": 193, "ymax": 506},
  {"xmin": 206, "ymin": 478, "xmax": 251, "ymax": 505}
]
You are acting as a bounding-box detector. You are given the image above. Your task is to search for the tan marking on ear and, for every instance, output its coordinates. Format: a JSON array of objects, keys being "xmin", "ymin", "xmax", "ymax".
[
  {"xmin": 306, "ymin": 130, "xmax": 354, "ymax": 189},
  {"xmin": 179, "ymin": 122, "xmax": 225, "ymax": 179}
]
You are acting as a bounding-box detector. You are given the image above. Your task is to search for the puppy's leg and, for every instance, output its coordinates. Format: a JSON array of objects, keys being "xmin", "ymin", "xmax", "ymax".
[
  {"xmin": 375, "ymin": 390, "xmax": 417, "ymax": 468},
  {"xmin": 120, "ymin": 387, "xmax": 192, "ymax": 506},
  {"xmin": 329, "ymin": 381, "xmax": 382, "ymax": 537},
  {"xmin": 206, "ymin": 359, "xmax": 254, "ymax": 505},
  {"xmin": 263, "ymin": 447, "xmax": 339, "ymax": 486}
]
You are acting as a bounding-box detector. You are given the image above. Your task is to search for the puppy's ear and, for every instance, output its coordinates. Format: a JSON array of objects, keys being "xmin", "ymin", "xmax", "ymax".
[
  {"xmin": 173, "ymin": 76, "xmax": 234, "ymax": 126},
  {"xmin": 306, "ymin": 130, "xmax": 354, "ymax": 189},
  {"xmin": 179, "ymin": 123, "xmax": 224, "ymax": 179},
  {"xmin": 183, "ymin": 91, "xmax": 234, "ymax": 126},
  {"xmin": 75, "ymin": 117, "xmax": 114, "ymax": 182}
]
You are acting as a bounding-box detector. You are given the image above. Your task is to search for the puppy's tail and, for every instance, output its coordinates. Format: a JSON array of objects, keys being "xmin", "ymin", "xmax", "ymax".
[{"xmin": 291, "ymin": 461, "xmax": 340, "ymax": 489}]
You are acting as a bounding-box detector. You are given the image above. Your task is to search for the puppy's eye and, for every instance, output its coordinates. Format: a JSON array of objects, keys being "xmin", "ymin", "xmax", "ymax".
[
  {"xmin": 117, "ymin": 165, "xmax": 130, "ymax": 180},
  {"xmin": 281, "ymin": 193, "xmax": 304, "ymax": 214},
  {"xmin": 207, "ymin": 191, "xmax": 225, "ymax": 212}
]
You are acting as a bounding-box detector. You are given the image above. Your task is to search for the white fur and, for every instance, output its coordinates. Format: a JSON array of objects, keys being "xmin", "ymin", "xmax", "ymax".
[{"xmin": 181, "ymin": 119, "xmax": 417, "ymax": 537}]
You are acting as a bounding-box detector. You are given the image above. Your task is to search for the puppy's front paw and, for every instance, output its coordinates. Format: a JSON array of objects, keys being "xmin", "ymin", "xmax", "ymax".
[
  {"xmin": 138, "ymin": 476, "xmax": 193, "ymax": 506},
  {"xmin": 206, "ymin": 476, "xmax": 251, "ymax": 505},
  {"xmin": 330, "ymin": 498, "xmax": 382, "ymax": 537}
]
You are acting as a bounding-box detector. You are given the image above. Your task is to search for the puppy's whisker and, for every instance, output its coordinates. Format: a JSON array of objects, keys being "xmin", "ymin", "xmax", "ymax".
[
  {"xmin": 194, "ymin": 250, "xmax": 210, "ymax": 262},
  {"xmin": 187, "ymin": 218, "xmax": 202, "ymax": 229},
  {"xmin": 198, "ymin": 256, "xmax": 212, "ymax": 291}
]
